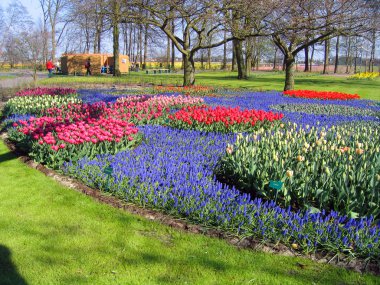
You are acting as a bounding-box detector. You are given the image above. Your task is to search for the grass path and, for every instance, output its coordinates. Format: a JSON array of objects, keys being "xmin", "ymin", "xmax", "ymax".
[
  {"xmin": 38, "ymin": 71, "xmax": 380, "ymax": 100},
  {"xmin": 0, "ymin": 140, "xmax": 378, "ymax": 285}
]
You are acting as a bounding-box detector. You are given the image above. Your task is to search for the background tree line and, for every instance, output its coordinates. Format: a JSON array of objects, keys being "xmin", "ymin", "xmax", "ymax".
[{"xmin": 0, "ymin": 0, "xmax": 378, "ymax": 89}]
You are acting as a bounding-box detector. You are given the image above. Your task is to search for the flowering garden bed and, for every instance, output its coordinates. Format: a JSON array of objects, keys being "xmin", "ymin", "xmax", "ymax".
[
  {"xmin": 283, "ymin": 90, "xmax": 361, "ymax": 100},
  {"xmin": 2, "ymin": 87, "xmax": 380, "ymax": 264}
]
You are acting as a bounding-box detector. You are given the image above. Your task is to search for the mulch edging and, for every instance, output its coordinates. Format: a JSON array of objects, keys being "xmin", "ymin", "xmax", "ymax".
[{"xmin": 1, "ymin": 133, "xmax": 379, "ymax": 276}]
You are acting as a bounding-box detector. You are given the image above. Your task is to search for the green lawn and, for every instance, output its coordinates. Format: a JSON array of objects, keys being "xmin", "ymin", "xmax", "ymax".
[
  {"xmin": 0, "ymin": 75, "xmax": 15, "ymax": 80},
  {"xmin": 38, "ymin": 71, "xmax": 380, "ymax": 100},
  {"xmin": 0, "ymin": 140, "xmax": 378, "ymax": 285}
]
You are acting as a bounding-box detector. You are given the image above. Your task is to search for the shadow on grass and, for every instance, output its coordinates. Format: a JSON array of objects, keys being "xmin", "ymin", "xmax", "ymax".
[
  {"xmin": 0, "ymin": 150, "xmax": 16, "ymax": 164},
  {"xmin": 0, "ymin": 245, "xmax": 28, "ymax": 285}
]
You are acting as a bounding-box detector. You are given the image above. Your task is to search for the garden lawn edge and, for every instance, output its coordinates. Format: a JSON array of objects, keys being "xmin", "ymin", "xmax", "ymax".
[{"xmin": 1, "ymin": 132, "xmax": 379, "ymax": 276}]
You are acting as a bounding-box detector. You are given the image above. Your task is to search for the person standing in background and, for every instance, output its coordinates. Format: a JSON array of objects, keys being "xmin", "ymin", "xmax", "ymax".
[
  {"xmin": 46, "ymin": 60, "xmax": 54, "ymax": 77},
  {"xmin": 85, "ymin": 59, "xmax": 92, "ymax": 76}
]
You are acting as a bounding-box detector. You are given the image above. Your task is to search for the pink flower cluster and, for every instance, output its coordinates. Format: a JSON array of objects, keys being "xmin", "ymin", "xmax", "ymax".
[
  {"xmin": 117, "ymin": 95, "xmax": 204, "ymax": 108},
  {"xmin": 15, "ymin": 87, "xmax": 77, "ymax": 97},
  {"xmin": 17, "ymin": 115, "xmax": 138, "ymax": 151}
]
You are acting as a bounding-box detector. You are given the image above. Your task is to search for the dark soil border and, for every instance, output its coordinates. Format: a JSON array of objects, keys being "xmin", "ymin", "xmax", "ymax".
[{"xmin": 1, "ymin": 131, "xmax": 379, "ymax": 276}]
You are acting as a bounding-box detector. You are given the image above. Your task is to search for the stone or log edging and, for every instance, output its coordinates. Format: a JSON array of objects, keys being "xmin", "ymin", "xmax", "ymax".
[{"xmin": 1, "ymin": 132, "xmax": 379, "ymax": 276}]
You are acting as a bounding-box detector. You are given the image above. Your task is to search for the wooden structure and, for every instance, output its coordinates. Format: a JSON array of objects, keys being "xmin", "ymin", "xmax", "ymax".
[{"xmin": 60, "ymin": 53, "xmax": 129, "ymax": 75}]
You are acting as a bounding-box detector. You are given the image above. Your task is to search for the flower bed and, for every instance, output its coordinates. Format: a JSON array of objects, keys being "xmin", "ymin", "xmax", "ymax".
[
  {"xmin": 8, "ymin": 95, "xmax": 205, "ymax": 168},
  {"xmin": 348, "ymin": 72, "xmax": 380, "ymax": 80},
  {"xmin": 3, "ymin": 88, "xmax": 380, "ymax": 261},
  {"xmin": 168, "ymin": 106, "xmax": 283, "ymax": 133},
  {"xmin": 215, "ymin": 122, "xmax": 380, "ymax": 218},
  {"xmin": 283, "ymin": 90, "xmax": 360, "ymax": 100},
  {"xmin": 15, "ymin": 87, "xmax": 77, "ymax": 96},
  {"xmin": 11, "ymin": 115, "xmax": 141, "ymax": 169},
  {"xmin": 204, "ymin": 92, "xmax": 380, "ymax": 127},
  {"xmin": 153, "ymin": 85, "xmax": 219, "ymax": 97},
  {"xmin": 271, "ymin": 103, "xmax": 380, "ymax": 118},
  {"xmin": 64, "ymin": 126, "xmax": 380, "ymax": 260},
  {"xmin": 116, "ymin": 94, "xmax": 204, "ymax": 109},
  {"xmin": 3, "ymin": 95, "xmax": 82, "ymax": 116}
]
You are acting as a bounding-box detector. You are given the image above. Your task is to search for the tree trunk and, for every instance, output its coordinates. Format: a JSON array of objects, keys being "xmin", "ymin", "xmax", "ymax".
[
  {"xmin": 369, "ymin": 29, "xmax": 376, "ymax": 72},
  {"xmin": 245, "ymin": 38, "xmax": 253, "ymax": 76},
  {"xmin": 139, "ymin": 24, "xmax": 143, "ymax": 67},
  {"xmin": 304, "ymin": 47, "xmax": 309, "ymax": 72},
  {"xmin": 112, "ymin": 0, "xmax": 121, "ymax": 76},
  {"xmin": 354, "ymin": 37, "xmax": 358, "ymax": 73},
  {"xmin": 334, "ymin": 36, "xmax": 340, "ymax": 73},
  {"xmin": 207, "ymin": 48, "xmax": 211, "ymax": 70},
  {"xmin": 200, "ymin": 52, "xmax": 204, "ymax": 69},
  {"xmin": 51, "ymin": 22, "xmax": 56, "ymax": 63},
  {"xmin": 246, "ymin": 55, "xmax": 252, "ymax": 76},
  {"xmin": 96, "ymin": 28, "xmax": 102, "ymax": 53},
  {"xmin": 183, "ymin": 53, "xmax": 195, "ymax": 86},
  {"xmin": 171, "ymin": 18, "xmax": 175, "ymax": 69},
  {"xmin": 128, "ymin": 24, "xmax": 133, "ymax": 58},
  {"xmin": 323, "ymin": 39, "xmax": 330, "ymax": 74},
  {"xmin": 233, "ymin": 39, "xmax": 247, "ymax": 79},
  {"xmin": 310, "ymin": 45, "xmax": 314, "ymax": 71},
  {"xmin": 166, "ymin": 35, "xmax": 170, "ymax": 69},
  {"xmin": 231, "ymin": 48, "xmax": 236, "ymax": 71},
  {"xmin": 284, "ymin": 54, "xmax": 295, "ymax": 91},
  {"xmin": 222, "ymin": 30, "xmax": 227, "ymax": 70},
  {"xmin": 273, "ymin": 48, "xmax": 277, "ymax": 70},
  {"xmin": 143, "ymin": 23, "xmax": 148, "ymax": 69},
  {"xmin": 345, "ymin": 37, "xmax": 352, "ymax": 74}
]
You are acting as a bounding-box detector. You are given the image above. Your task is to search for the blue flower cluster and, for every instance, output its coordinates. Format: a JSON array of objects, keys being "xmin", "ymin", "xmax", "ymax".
[
  {"xmin": 64, "ymin": 125, "xmax": 380, "ymax": 259},
  {"xmin": 1, "ymin": 114, "xmax": 32, "ymax": 129},
  {"xmin": 78, "ymin": 89, "xmax": 121, "ymax": 104}
]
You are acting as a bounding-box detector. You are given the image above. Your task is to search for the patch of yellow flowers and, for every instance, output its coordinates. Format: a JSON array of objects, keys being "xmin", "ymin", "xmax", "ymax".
[{"xmin": 348, "ymin": 72, "xmax": 380, "ymax": 80}]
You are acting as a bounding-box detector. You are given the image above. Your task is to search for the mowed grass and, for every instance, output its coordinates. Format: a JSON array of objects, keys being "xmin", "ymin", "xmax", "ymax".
[
  {"xmin": 38, "ymin": 71, "xmax": 380, "ymax": 100},
  {"xmin": 0, "ymin": 140, "xmax": 379, "ymax": 285},
  {"xmin": 0, "ymin": 75, "xmax": 16, "ymax": 80}
]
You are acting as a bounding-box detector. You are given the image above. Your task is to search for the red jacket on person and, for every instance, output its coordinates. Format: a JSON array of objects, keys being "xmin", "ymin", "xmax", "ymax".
[{"xmin": 46, "ymin": 61, "xmax": 54, "ymax": 70}]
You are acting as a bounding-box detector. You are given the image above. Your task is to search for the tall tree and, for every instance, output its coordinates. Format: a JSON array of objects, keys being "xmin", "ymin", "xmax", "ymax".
[
  {"xmin": 132, "ymin": 0, "xmax": 269, "ymax": 85},
  {"xmin": 304, "ymin": 47, "xmax": 309, "ymax": 72},
  {"xmin": 221, "ymin": 30, "xmax": 227, "ymax": 70},
  {"xmin": 39, "ymin": 0, "xmax": 69, "ymax": 63},
  {"xmin": 334, "ymin": 36, "xmax": 340, "ymax": 73},
  {"xmin": 131, "ymin": 1, "xmax": 232, "ymax": 85},
  {"xmin": 269, "ymin": 0, "xmax": 365, "ymax": 90},
  {"xmin": 2, "ymin": 1, "xmax": 34, "ymax": 67},
  {"xmin": 322, "ymin": 39, "xmax": 330, "ymax": 74},
  {"xmin": 112, "ymin": 0, "xmax": 121, "ymax": 76}
]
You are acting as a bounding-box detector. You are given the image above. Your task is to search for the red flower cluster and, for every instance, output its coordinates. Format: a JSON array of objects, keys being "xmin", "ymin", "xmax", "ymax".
[
  {"xmin": 168, "ymin": 106, "xmax": 283, "ymax": 128},
  {"xmin": 283, "ymin": 90, "xmax": 360, "ymax": 100},
  {"xmin": 15, "ymin": 87, "xmax": 77, "ymax": 97}
]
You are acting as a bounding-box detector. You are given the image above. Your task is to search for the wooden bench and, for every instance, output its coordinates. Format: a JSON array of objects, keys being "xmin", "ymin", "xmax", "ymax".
[{"xmin": 145, "ymin": 69, "xmax": 170, "ymax": 74}]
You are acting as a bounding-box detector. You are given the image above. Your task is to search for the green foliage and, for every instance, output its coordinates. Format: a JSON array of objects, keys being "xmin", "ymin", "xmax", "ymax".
[
  {"xmin": 216, "ymin": 122, "xmax": 380, "ymax": 218},
  {"xmin": 34, "ymin": 135, "xmax": 142, "ymax": 170}
]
